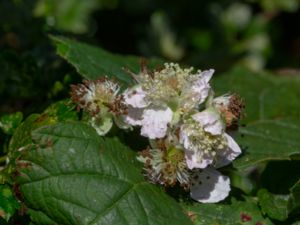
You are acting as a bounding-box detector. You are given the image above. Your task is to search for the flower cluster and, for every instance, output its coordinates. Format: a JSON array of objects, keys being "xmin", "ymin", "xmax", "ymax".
[{"xmin": 71, "ymin": 63, "xmax": 244, "ymax": 203}]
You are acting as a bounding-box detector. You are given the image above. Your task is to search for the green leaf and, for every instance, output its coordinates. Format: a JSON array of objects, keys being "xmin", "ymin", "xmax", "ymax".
[
  {"xmin": 0, "ymin": 112, "xmax": 23, "ymax": 135},
  {"xmin": 1, "ymin": 101, "xmax": 77, "ymax": 183},
  {"xmin": 16, "ymin": 122, "xmax": 192, "ymax": 225},
  {"xmin": 182, "ymin": 198, "xmax": 273, "ymax": 225},
  {"xmin": 213, "ymin": 67, "xmax": 300, "ymax": 169},
  {"xmin": 51, "ymin": 36, "xmax": 161, "ymax": 87},
  {"xmin": 258, "ymin": 189, "xmax": 289, "ymax": 221},
  {"xmin": 9, "ymin": 100, "xmax": 77, "ymax": 153},
  {"xmin": 213, "ymin": 67, "xmax": 300, "ymax": 123},
  {"xmin": 0, "ymin": 184, "xmax": 20, "ymax": 221},
  {"xmin": 257, "ymin": 180, "xmax": 300, "ymax": 221},
  {"xmin": 233, "ymin": 118, "xmax": 300, "ymax": 169}
]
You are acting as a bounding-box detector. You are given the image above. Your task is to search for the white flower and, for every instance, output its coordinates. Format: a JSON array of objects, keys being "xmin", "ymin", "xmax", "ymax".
[
  {"xmin": 140, "ymin": 107, "xmax": 173, "ymax": 139},
  {"xmin": 137, "ymin": 146, "xmax": 190, "ymax": 187},
  {"xmin": 190, "ymin": 167, "xmax": 230, "ymax": 203},
  {"xmin": 123, "ymin": 84, "xmax": 173, "ymax": 139},
  {"xmin": 123, "ymin": 86, "xmax": 149, "ymax": 108},
  {"xmin": 179, "ymin": 118, "xmax": 227, "ymax": 169},
  {"xmin": 179, "ymin": 109, "xmax": 241, "ymax": 169},
  {"xmin": 71, "ymin": 78, "xmax": 121, "ymax": 116}
]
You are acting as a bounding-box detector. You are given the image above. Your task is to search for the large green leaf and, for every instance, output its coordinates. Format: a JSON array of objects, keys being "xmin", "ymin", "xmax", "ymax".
[
  {"xmin": 213, "ymin": 67, "xmax": 300, "ymax": 169},
  {"xmin": 213, "ymin": 67, "xmax": 300, "ymax": 123},
  {"xmin": 182, "ymin": 198, "xmax": 273, "ymax": 225},
  {"xmin": 16, "ymin": 122, "xmax": 192, "ymax": 225},
  {"xmin": 51, "ymin": 36, "xmax": 161, "ymax": 87}
]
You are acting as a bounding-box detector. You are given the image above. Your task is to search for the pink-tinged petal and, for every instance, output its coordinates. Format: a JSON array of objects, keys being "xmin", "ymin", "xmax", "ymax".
[
  {"xmin": 214, "ymin": 133, "xmax": 242, "ymax": 168},
  {"xmin": 200, "ymin": 69, "xmax": 214, "ymax": 83},
  {"xmin": 124, "ymin": 106, "xmax": 143, "ymax": 126},
  {"xmin": 190, "ymin": 167, "xmax": 230, "ymax": 203},
  {"xmin": 185, "ymin": 150, "xmax": 213, "ymax": 169},
  {"xmin": 192, "ymin": 110, "xmax": 224, "ymax": 135},
  {"xmin": 180, "ymin": 70, "xmax": 214, "ymax": 111},
  {"xmin": 191, "ymin": 69, "xmax": 214, "ymax": 103},
  {"xmin": 140, "ymin": 107, "xmax": 173, "ymax": 139},
  {"xmin": 123, "ymin": 86, "xmax": 148, "ymax": 108}
]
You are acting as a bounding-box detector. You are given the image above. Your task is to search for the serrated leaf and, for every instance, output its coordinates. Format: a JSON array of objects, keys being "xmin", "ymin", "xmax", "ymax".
[
  {"xmin": 258, "ymin": 189, "xmax": 289, "ymax": 221},
  {"xmin": 16, "ymin": 122, "xmax": 192, "ymax": 225},
  {"xmin": 213, "ymin": 67, "xmax": 300, "ymax": 169},
  {"xmin": 0, "ymin": 184, "xmax": 20, "ymax": 221},
  {"xmin": 51, "ymin": 36, "xmax": 161, "ymax": 87},
  {"xmin": 182, "ymin": 198, "xmax": 273, "ymax": 225}
]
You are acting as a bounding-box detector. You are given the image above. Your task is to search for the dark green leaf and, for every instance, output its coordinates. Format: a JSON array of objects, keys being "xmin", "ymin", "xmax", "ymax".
[
  {"xmin": 213, "ymin": 67, "xmax": 300, "ymax": 169},
  {"xmin": 0, "ymin": 184, "xmax": 20, "ymax": 221},
  {"xmin": 51, "ymin": 36, "xmax": 161, "ymax": 87},
  {"xmin": 258, "ymin": 189, "xmax": 289, "ymax": 221},
  {"xmin": 1, "ymin": 101, "xmax": 77, "ymax": 183},
  {"xmin": 213, "ymin": 67, "xmax": 300, "ymax": 123},
  {"xmin": 16, "ymin": 122, "xmax": 192, "ymax": 225},
  {"xmin": 182, "ymin": 198, "xmax": 273, "ymax": 225},
  {"xmin": 233, "ymin": 118, "xmax": 300, "ymax": 169}
]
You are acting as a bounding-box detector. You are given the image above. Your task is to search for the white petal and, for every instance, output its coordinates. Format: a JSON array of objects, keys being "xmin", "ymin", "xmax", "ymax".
[
  {"xmin": 123, "ymin": 86, "xmax": 148, "ymax": 108},
  {"xmin": 140, "ymin": 107, "xmax": 173, "ymax": 139},
  {"xmin": 200, "ymin": 69, "xmax": 214, "ymax": 83},
  {"xmin": 192, "ymin": 110, "xmax": 224, "ymax": 135},
  {"xmin": 179, "ymin": 126, "xmax": 190, "ymax": 150},
  {"xmin": 124, "ymin": 106, "xmax": 143, "ymax": 126},
  {"xmin": 190, "ymin": 167, "xmax": 230, "ymax": 203},
  {"xmin": 191, "ymin": 69, "xmax": 214, "ymax": 104},
  {"xmin": 214, "ymin": 133, "xmax": 242, "ymax": 168},
  {"xmin": 185, "ymin": 150, "xmax": 213, "ymax": 169}
]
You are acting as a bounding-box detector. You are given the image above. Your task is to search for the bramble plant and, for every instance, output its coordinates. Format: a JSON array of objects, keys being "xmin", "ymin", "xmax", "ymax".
[
  {"xmin": 71, "ymin": 62, "xmax": 244, "ymax": 203},
  {"xmin": 0, "ymin": 36, "xmax": 300, "ymax": 225}
]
